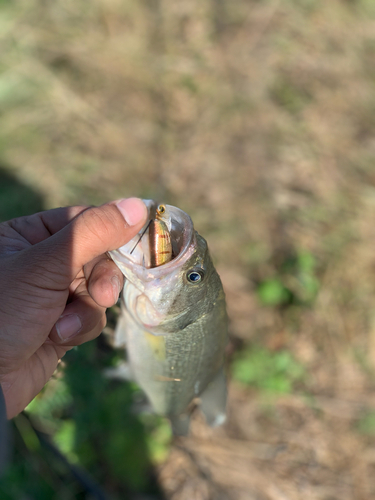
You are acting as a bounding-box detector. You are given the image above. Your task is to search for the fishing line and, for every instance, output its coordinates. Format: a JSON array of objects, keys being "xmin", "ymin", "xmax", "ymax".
[{"xmin": 129, "ymin": 219, "xmax": 152, "ymax": 255}]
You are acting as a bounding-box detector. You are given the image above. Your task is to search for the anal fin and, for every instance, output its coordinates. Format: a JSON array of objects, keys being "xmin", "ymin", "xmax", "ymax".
[
  {"xmin": 170, "ymin": 413, "xmax": 191, "ymax": 436},
  {"xmin": 200, "ymin": 368, "xmax": 227, "ymax": 428}
]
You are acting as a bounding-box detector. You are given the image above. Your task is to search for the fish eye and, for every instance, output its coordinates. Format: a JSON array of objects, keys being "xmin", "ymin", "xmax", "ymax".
[
  {"xmin": 157, "ymin": 204, "xmax": 166, "ymax": 215},
  {"xmin": 186, "ymin": 269, "xmax": 204, "ymax": 284}
]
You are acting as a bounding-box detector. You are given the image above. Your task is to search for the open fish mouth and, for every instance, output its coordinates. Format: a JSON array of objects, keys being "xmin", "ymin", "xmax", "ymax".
[{"xmin": 109, "ymin": 200, "xmax": 196, "ymax": 283}]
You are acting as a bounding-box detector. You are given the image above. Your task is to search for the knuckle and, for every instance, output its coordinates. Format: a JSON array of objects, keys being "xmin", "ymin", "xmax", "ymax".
[{"xmin": 80, "ymin": 207, "xmax": 120, "ymax": 245}]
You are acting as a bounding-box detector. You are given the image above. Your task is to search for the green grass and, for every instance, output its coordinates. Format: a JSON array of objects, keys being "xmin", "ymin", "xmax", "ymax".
[
  {"xmin": 12, "ymin": 340, "xmax": 168, "ymax": 498},
  {"xmin": 256, "ymin": 250, "xmax": 319, "ymax": 307},
  {"xmin": 231, "ymin": 346, "xmax": 306, "ymax": 395}
]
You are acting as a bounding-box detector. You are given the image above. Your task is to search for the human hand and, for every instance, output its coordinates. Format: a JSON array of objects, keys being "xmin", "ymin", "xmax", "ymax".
[{"xmin": 0, "ymin": 198, "xmax": 148, "ymax": 418}]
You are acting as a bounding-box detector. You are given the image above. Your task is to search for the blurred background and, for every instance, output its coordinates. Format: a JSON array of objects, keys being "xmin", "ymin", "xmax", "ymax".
[{"xmin": 1, "ymin": 0, "xmax": 375, "ymax": 498}]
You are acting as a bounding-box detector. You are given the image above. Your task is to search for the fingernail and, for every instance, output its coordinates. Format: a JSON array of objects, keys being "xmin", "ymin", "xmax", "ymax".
[
  {"xmin": 116, "ymin": 198, "xmax": 147, "ymax": 226},
  {"xmin": 111, "ymin": 275, "xmax": 121, "ymax": 302},
  {"xmin": 56, "ymin": 314, "xmax": 82, "ymax": 341}
]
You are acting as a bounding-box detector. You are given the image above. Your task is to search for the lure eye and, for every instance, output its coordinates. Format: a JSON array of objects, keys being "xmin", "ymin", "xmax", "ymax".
[
  {"xmin": 157, "ymin": 204, "xmax": 166, "ymax": 216},
  {"xmin": 187, "ymin": 269, "xmax": 204, "ymax": 284}
]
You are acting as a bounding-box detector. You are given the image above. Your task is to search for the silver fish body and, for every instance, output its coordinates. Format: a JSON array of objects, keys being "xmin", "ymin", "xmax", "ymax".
[{"xmin": 109, "ymin": 202, "xmax": 227, "ymax": 432}]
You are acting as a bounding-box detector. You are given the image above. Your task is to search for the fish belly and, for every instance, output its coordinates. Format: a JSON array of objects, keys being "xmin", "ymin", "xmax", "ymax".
[{"xmin": 124, "ymin": 299, "xmax": 227, "ymax": 418}]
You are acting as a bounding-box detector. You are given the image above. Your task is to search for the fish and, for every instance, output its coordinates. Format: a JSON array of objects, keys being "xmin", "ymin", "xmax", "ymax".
[{"xmin": 109, "ymin": 201, "xmax": 228, "ymax": 434}]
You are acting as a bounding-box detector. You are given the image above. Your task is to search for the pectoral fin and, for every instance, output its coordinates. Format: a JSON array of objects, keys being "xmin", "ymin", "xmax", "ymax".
[{"xmin": 113, "ymin": 314, "xmax": 127, "ymax": 348}]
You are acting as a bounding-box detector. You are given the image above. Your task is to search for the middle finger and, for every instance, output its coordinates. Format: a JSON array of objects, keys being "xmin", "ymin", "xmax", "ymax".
[{"xmin": 85, "ymin": 256, "xmax": 124, "ymax": 308}]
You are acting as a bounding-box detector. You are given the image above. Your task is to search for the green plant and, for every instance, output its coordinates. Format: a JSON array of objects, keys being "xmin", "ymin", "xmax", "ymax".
[
  {"xmin": 356, "ymin": 411, "xmax": 375, "ymax": 435},
  {"xmin": 257, "ymin": 250, "xmax": 319, "ymax": 307},
  {"xmin": 232, "ymin": 346, "xmax": 306, "ymax": 394},
  {"xmin": 257, "ymin": 278, "xmax": 292, "ymax": 306},
  {"xmin": 18, "ymin": 339, "xmax": 168, "ymax": 497}
]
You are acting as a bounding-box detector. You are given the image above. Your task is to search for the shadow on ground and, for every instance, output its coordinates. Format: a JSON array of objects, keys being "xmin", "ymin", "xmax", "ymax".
[{"xmin": 0, "ymin": 165, "xmax": 45, "ymax": 222}]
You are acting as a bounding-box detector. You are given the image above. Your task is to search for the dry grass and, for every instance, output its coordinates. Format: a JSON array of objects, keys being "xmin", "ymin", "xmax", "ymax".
[{"xmin": 2, "ymin": 0, "xmax": 375, "ymax": 498}]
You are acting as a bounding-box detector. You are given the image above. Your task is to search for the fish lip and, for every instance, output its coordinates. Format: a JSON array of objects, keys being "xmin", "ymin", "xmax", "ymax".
[{"xmin": 110, "ymin": 201, "xmax": 196, "ymax": 282}]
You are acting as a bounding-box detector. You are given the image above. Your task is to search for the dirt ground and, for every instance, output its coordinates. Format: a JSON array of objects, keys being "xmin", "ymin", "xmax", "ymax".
[{"xmin": 2, "ymin": 0, "xmax": 375, "ymax": 498}]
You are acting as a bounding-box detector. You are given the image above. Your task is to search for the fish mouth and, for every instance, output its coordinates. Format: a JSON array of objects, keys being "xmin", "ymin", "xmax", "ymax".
[{"xmin": 109, "ymin": 200, "xmax": 196, "ymax": 283}]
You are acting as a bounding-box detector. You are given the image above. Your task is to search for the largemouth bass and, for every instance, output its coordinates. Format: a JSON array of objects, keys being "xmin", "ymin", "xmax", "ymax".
[{"xmin": 109, "ymin": 201, "xmax": 227, "ymax": 434}]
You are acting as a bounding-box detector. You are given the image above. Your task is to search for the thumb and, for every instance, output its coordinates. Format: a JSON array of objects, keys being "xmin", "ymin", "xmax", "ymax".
[{"xmin": 19, "ymin": 198, "xmax": 148, "ymax": 289}]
